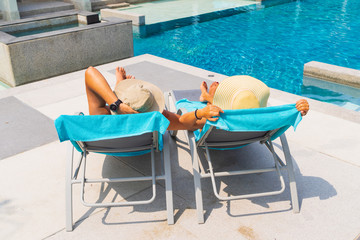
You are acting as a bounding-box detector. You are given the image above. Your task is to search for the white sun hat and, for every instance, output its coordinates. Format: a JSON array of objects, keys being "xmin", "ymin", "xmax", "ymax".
[{"xmin": 113, "ymin": 79, "xmax": 165, "ymax": 113}]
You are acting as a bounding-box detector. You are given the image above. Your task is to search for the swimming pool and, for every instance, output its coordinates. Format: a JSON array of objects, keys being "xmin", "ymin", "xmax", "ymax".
[{"xmin": 134, "ymin": 0, "xmax": 360, "ymax": 111}]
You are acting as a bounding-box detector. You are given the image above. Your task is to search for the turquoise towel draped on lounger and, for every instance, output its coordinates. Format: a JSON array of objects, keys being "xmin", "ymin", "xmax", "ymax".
[
  {"xmin": 54, "ymin": 111, "xmax": 170, "ymax": 156},
  {"xmin": 176, "ymin": 99, "xmax": 302, "ymax": 142}
]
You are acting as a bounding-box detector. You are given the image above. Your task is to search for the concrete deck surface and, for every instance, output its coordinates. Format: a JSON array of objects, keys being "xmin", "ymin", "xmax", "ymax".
[{"xmin": 0, "ymin": 54, "xmax": 359, "ymax": 240}]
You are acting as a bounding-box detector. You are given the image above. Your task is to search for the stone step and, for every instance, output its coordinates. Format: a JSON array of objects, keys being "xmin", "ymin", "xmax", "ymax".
[
  {"xmin": 91, "ymin": 0, "xmax": 127, "ymax": 8},
  {"xmin": 18, "ymin": 1, "xmax": 75, "ymax": 18},
  {"xmin": 93, "ymin": 2, "xmax": 130, "ymax": 12}
]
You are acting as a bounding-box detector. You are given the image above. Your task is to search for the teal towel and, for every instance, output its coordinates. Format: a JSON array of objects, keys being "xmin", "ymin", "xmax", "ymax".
[
  {"xmin": 176, "ymin": 99, "xmax": 302, "ymax": 142},
  {"xmin": 54, "ymin": 111, "xmax": 170, "ymax": 156}
]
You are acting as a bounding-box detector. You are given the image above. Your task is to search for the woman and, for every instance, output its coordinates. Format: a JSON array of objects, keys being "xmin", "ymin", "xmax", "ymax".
[{"xmin": 85, "ymin": 66, "xmax": 309, "ymax": 131}]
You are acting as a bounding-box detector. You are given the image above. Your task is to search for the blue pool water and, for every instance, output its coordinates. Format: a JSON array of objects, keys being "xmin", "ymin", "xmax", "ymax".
[{"xmin": 134, "ymin": 0, "xmax": 360, "ymax": 110}]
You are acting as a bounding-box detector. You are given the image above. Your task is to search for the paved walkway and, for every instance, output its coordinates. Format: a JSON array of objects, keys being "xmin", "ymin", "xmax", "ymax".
[{"xmin": 0, "ymin": 54, "xmax": 359, "ymax": 240}]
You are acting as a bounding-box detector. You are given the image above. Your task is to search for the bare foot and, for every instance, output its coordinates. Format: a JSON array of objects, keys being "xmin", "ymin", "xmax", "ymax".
[
  {"xmin": 200, "ymin": 81, "xmax": 208, "ymax": 93},
  {"xmin": 116, "ymin": 67, "xmax": 127, "ymax": 85},
  {"xmin": 200, "ymin": 81, "xmax": 218, "ymax": 103},
  {"xmin": 116, "ymin": 67, "xmax": 136, "ymax": 85},
  {"xmin": 200, "ymin": 81, "xmax": 210, "ymax": 102},
  {"xmin": 209, "ymin": 81, "xmax": 219, "ymax": 98}
]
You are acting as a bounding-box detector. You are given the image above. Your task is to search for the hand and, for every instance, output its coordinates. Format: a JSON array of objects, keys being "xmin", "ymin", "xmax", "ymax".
[
  {"xmin": 296, "ymin": 99, "xmax": 309, "ymax": 116},
  {"xmin": 119, "ymin": 103, "xmax": 138, "ymax": 114},
  {"xmin": 198, "ymin": 104, "xmax": 224, "ymax": 122}
]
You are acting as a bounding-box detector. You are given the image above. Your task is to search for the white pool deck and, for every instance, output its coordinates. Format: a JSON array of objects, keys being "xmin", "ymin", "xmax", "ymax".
[
  {"xmin": 117, "ymin": 0, "xmax": 259, "ymax": 24},
  {"xmin": 1, "ymin": 54, "xmax": 360, "ymax": 240}
]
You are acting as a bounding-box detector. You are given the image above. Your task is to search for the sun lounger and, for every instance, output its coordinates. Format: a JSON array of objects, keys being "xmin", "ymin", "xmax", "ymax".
[
  {"xmin": 54, "ymin": 111, "xmax": 174, "ymax": 231},
  {"xmin": 165, "ymin": 89, "xmax": 302, "ymax": 224}
]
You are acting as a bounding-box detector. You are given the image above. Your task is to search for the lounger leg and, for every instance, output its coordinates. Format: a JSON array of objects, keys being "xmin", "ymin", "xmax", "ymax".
[
  {"xmin": 188, "ymin": 132, "xmax": 205, "ymax": 224},
  {"xmin": 164, "ymin": 92, "xmax": 178, "ymax": 137},
  {"xmin": 163, "ymin": 132, "xmax": 174, "ymax": 224},
  {"xmin": 280, "ymin": 134, "xmax": 300, "ymax": 213},
  {"xmin": 65, "ymin": 142, "xmax": 74, "ymax": 231}
]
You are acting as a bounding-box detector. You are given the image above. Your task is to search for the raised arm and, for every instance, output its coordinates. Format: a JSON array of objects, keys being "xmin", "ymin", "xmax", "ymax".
[{"xmin": 163, "ymin": 104, "xmax": 223, "ymax": 131}]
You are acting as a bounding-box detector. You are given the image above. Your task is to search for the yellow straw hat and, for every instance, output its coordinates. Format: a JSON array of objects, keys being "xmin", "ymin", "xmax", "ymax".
[{"xmin": 213, "ymin": 75, "xmax": 270, "ymax": 110}]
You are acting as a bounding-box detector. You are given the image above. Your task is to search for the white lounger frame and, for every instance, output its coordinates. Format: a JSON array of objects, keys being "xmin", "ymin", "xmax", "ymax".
[
  {"xmin": 65, "ymin": 114, "xmax": 174, "ymax": 231},
  {"xmin": 165, "ymin": 90, "xmax": 299, "ymax": 224}
]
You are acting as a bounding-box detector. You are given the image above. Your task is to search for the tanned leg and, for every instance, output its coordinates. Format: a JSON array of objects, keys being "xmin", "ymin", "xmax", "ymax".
[{"xmin": 85, "ymin": 66, "xmax": 118, "ymax": 115}]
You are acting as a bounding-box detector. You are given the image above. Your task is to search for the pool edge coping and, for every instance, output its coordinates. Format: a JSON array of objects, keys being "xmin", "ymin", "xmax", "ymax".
[{"xmin": 304, "ymin": 61, "xmax": 360, "ymax": 89}]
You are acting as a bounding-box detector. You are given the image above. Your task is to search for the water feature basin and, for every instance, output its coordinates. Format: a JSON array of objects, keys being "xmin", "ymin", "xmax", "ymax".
[{"xmin": 0, "ymin": 10, "xmax": 134, "ymax": 87}]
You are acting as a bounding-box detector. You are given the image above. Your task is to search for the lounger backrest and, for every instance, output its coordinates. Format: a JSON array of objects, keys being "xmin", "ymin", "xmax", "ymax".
[
  {"xmin": 77, "ymin": 132, "xmax": 157, "ymax": 153},
  {"xmin": 197, "ymin": 127, "xmax": 279, "ymax": 149},
  {"xmin": 55, "ymin": 111, "xmax": 169, "ymax": 155}
]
